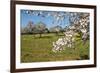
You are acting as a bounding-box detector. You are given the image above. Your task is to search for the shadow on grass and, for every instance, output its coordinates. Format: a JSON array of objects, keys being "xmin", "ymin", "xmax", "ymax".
[
  {"xmin": 34, "ymin": 36, "xmax": 53, "ymax": 39},
  {"xmin": 34, "ymin": 35, "xmax": 65, "ymax": 39},
  {"xmin": 75, "ymin": 55, "xmax": 89, "ymax": 60},
  {"xmin": 58, "ymin": 34, "xmax": 65, "ymax": 36},
  {"xmin": 80, "ymin": 55, "xmax": 89, "ymax": 60}
]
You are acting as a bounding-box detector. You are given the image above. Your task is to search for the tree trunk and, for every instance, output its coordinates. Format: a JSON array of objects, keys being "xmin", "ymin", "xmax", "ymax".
[{"xmin": 39, "ymin": 33, "xmax": 42, "ymax": 38}]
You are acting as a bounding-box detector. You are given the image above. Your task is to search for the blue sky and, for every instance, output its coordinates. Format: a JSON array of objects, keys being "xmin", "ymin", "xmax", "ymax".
[{"xmin": 20, "ymin": 10, "xmax": 70, "ymax": 29}]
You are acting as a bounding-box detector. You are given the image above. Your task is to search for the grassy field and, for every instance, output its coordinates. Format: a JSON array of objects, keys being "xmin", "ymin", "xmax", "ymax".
[{"xmin": 21, "ymin": 33, "xmax": 89, "ymax": 63}]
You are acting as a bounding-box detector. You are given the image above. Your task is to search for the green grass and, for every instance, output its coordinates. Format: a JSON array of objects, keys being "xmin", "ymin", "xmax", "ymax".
[{"xmin": 21, "ymin": 33, "xmax": 89, "ymax": 63}]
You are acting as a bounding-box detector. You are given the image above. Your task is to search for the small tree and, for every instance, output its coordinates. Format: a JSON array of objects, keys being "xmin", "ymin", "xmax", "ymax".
[
  {"xmin": 22, "ymin": 27, "xmax": 28, "ymax": 34},
  {"xmin": 34, "ymin": 22, "xmax": 47, "ymax": 38},
  {"xmin": 26, "ymin": 21, "xmax": 34, "ymax": 34},
  {"xmin": 50, "ymin": 25, "xmax": 63, "ymax": 35}
]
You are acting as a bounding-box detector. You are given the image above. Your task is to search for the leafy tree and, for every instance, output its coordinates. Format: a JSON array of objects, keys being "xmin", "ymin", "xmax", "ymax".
[
  {"xmin": 34, "ymin": 21, "xmax": 47, "ymax": 37},
  {"xmin": 50, "ymin": 25, "xmax": 63, "ymax": 35}
]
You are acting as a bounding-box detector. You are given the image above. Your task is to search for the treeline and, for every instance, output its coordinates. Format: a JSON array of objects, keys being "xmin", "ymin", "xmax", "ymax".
[{"xmin": 21, "ymin": 21, "xmax": 66, "ymax": 37}]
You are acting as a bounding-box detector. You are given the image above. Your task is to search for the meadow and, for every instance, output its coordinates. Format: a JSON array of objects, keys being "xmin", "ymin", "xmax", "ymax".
[{"xmin": 21, "ymin": 33, "xmax": 89, "ymax": 63}]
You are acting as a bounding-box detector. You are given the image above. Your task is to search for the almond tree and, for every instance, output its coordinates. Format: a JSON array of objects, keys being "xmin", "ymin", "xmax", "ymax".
[
  {"xmin": 34, "ymin": 22, "xmax": 47, "ymax": 38},
  {"xmin": 21, "ymin": 21, "xmax": 34, "ymax": 34}
]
